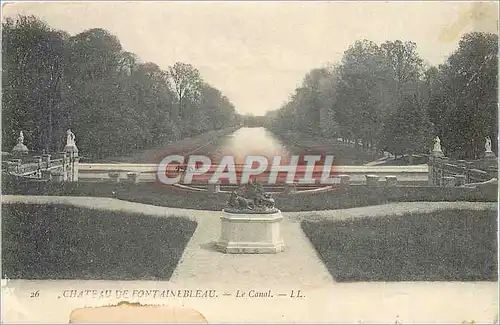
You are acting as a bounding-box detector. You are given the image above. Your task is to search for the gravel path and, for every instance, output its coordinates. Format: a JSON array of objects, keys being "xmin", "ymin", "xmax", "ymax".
[{"xmin": 169, "ymin": 215, "xmax": 333, "ymax": 287}]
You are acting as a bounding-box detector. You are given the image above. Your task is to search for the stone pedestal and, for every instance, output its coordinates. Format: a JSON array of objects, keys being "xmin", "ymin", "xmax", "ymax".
[
  {"xmin": 5, "ymin": 161, "xmax": 18, "ymax": 174},
  {"xmin": 431, "ymin": 150, "xmax": 444, "ymax": 158},
  {"xmin": 484, "ymin": 151, "xmax": 496, "ymax": 159},
  {"xmin": 72, "ymin": 156, "xmax": 80, "ymax": 182},
  {"xmin": 12, "ymin": 143, "xmax": 28, "ymax": 155},
  {"xmin": 64, "ymin": 144, "xmax": 78, "ymax": 154},
  {"xmin": 216, "ymin": 210, "xmax": 285, "ymax": 254}
]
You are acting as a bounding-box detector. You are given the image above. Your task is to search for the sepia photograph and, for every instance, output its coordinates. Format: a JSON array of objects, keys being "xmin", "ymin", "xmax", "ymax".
[{"xmin": 1, "ymin": 1, "xmax": 498, "ymax": 323}]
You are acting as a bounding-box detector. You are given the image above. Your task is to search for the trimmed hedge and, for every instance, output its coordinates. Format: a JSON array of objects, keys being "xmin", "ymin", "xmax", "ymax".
[
  {"xmin": 2, "ymin": 176, "xmax": 496, "ymax": 212},
  {"xmin": 2, "ymin": 203, "xmax": 197, "ymax": 280}
]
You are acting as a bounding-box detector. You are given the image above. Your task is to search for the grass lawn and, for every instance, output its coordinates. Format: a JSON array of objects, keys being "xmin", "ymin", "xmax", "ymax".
[
  {"xmin": 301, "ymin": 209, "xmax": 498, "ymax": 282},
  {"xmin": 2, "ymin": 203, "xmax": 197, "ymax": 280}
]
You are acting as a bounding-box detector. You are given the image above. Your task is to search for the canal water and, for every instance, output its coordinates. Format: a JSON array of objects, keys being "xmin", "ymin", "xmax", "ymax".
[{"xmin": 203, "ymin": 127, "xmax": 298, "ymax": 165}]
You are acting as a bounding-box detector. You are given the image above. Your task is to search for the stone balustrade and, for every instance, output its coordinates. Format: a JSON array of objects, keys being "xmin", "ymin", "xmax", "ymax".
[{"xmin": 429, "ymin": 154, "xmax": 497, "ymax": 187}]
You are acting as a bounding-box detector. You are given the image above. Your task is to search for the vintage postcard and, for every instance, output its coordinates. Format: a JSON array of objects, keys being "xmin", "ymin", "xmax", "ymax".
[{"xmin": 1, "ymin": 1, "xmax": 498, "ymax": 323}]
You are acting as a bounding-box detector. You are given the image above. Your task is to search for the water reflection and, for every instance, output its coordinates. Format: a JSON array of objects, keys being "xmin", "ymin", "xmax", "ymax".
[{"xmin": 209, "ymin": 127, "xmax": 292, "ymax": 164}]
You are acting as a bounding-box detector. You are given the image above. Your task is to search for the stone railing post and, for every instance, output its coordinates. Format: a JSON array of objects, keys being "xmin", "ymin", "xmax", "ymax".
[
  {"xmin": 338, "ymin": 174, "xmax": 350, "ymax": 188},
  {"xmin": 42, "ymin": 153, "xmax": 51, "ymax": 169},
  {"xmin": 465, "ymin": 162, "xmax": 473, "ymax": 183},
  {"xmin": 456, "ymin": 160, "xmax": 467, "ymax": 179},
  {"xmin": 454, "ymin": 174, "xmax": 466, "ymax": 187},
  {"xmin": 437, "ymin": 158, "xmax": 447, "ymax": 186},
  {"xmin": 41, "ymin": 169, "xmax": 52, "ymax": 180},
  {"xmin": 5, "ymin": 161, "xmax": 17, "ymax": 174},
  {"xmin": 385, "ymin": 175, "xmax": 397, "ymax": 187},
  {"xmin": 488, "ymin": 166, "xmax": 497, "ymax": 180},
  {"xmin": 428, "ymin": 156, "xmax": 434, "ymax": 186},
  {"xmin": 60, "ymin": 151, "xmax": 68, "ymax": 181},
  {"xmin": 442, "ymin": 176, "xmax": 455, "ymax": 187},
  {"xmin": 33, "ymin": 155, "xmax": 42, "ymax": 178},
  {"xmin": 108, "ymin": 171, "xmax": 120, "ymax": 183},
  {"xmin": 50, "ymin": 170, "xmax": 65, "ymax": 183},
  {"xmin": 208, "ymin": 182, "xmax": 221, "ymax": 193},
  {"xmin": 283, "ymin": 182, "xmax": 297, "ymax": 194},
  {"xmin": 61, "ymin": 148, "xmax": 79, "ymax": 182},
  {"xmin": 5, "ymin": 161, "xmax": 13, "ymax": 174},
  {"xmin": 9, "ymin": 159, "xmax": 22, "ymax": 174},
  {"xmin": 73, "ymin": 155, "xmax": 80, "ymax": 181},
  {"xmin": 14, "ymin": 160, "xmax": 22, "ymax": 174},
  {"xmin": 127, "ymin": 172, "xmax": 140, "ymax": 184},
  {"xmin": 365, "ymin": 174, "xmax": 379, "ymax": 187}
]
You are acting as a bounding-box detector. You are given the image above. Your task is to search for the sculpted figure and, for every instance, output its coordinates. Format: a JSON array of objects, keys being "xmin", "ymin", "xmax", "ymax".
[
  {"xmin": 433, "ymin": 136, "xmax": 442, "ymax": 152},
  {"xmin": 227, "ymin": 191, "xmax": 255, "ymax": 210},
  {"xmin": 17, "ymin": 131, "xmax": 24, "ymax": 144},
  {"xmin": 66, "ymin": 129, "xmax": 76, "ymax": 146},
  {"xmin": 485, "ymin": 136, "xmax": 492, "ymax": 152},
  {"xmin": 226, "ymin": 180, "xmax": 276, "ymax": 213},
  {"xmin": 250, "ymin": 182, "xmax": 275, "ymax": 210}
]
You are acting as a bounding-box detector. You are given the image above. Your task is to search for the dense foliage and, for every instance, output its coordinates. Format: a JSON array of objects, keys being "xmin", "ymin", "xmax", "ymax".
[
  {"xmin": 267, "ymin": 34, "xmax": 498, "ymax": 160},
  {"xmin": 2, "ymin": 15, "xmax": 239, "ymax": 158}
]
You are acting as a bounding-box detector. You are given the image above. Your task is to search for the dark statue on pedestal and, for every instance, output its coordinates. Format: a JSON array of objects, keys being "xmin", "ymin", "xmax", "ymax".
[{"xmin": 225, "ymin": 180, "xmax": 277, "ymax": 213}]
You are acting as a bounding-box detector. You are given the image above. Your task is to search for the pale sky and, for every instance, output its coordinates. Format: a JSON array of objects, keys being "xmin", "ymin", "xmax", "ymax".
[{"xmin": 2, "ymin": 1, "xmax": 498, "ymax": 115}]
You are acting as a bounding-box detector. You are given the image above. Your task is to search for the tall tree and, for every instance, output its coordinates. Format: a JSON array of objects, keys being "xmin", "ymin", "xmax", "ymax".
[
  {"xmin": 379, "ymin": 94, "xmax": 433, "ymax": 157},
  {"xmin": 167, "ymin": 62, "xmax": 203, "ymax": 122},
  {"xmin": 335, "ymin": 40, "xmax": 385, "ymax": 148},
  {"xmin": 2, "ymin": 15, "xmax": 238, "ymax": 159},
  {"xmin": 428, "ymin": 32, "xmax": 498, "ymax": 159}
]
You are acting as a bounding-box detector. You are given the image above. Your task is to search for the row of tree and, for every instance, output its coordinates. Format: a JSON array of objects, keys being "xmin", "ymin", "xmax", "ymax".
[
  {"xmin": 2, "ymin": 15, "xmax": 240, "ymax": 158},
  {"xmin": 266, "ymin": 32, "xmax": 498, "ymax": 160}
]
